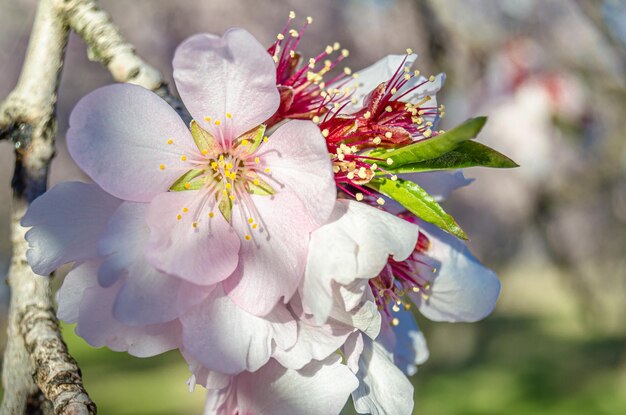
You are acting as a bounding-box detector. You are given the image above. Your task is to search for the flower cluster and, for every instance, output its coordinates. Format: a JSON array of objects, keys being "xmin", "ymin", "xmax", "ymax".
[{"xmin": 22, "ymin": 12, "xmax": 512, "ymax": 415}]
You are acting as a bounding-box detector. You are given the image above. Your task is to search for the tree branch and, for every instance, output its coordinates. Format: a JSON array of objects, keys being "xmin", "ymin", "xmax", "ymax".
[
  {"xmin": 0, "ymin": 0, "xmax": 95, "ymax": 414},
  {"xmin": 2, "ymin": 0, "xmax": 190, "ymax": 412}
]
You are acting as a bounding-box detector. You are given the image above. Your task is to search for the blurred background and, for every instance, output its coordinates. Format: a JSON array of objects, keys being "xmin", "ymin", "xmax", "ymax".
[{"xmin": 1, "ymin": 0, "xmax": 625, "ymax": 414}]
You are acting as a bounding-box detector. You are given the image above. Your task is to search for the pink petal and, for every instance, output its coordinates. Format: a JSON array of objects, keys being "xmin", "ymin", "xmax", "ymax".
[
  {"xmin": 97, "ymin": 201, "xmax": 214, "ymax": 324},
  {"xmin": 67, "ymin": 83, "xmax": 195, "ymax": 202},
  {"xmin": 260, "ymin": 120, "xmax": 337, "ymax": 226},
  {"xmin": 181, "ymin": 288, "xmax": 296, "ymax": 375},
  {"xmin": 63, "ymin": 260, "xmax": 182, "ymax": 357},
  {"xmin": 97, "ymin": 201, "xmax": 149, "ymax": 287},
  {"xmin": 113, "ymin": 257, "xmax": 214, "ymax": 326},
  {"xmin": 233, "ymin": 356, "xmax": 358, "ymax": 415},
  {"xmin": 22, "ymin": 182, "xmax": 121, "ymax": 276},
  {"xmin": 353, "ymin": 337, "xmax": 414, "ymax": 415},
  {"xmin": 173, "ymin": 29, "xmax": 279, "ymax": 142},
  {"xmin": 223, "ymin": 192, "xmax": 311, "ymax": 316},
  {"xmin": 145, "ymin": 191, "xmax": 240, "ymax": 285}
]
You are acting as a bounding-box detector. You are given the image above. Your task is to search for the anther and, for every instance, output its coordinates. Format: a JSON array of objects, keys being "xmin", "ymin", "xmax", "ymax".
[
  {"xmin": 181, "ymin": 155, "xmax": 187, "ymax": 161},
  {"xmin": 226, "ymin": 112, "xmax": 232, "ymax": 119},
  {"xmin": 215, "ymin": 120, "xmax": 221, "ymax": 126},
  {"xmin": 245, "ymin": 234, "xmax": 252, "ymax": 241},
  {"xmin": 183, "ymin": 207, "xmax": 189, "ymax": 213},
  {"xmin": 204, "ymin": 116, "xmax": 211, "ymax": 122},
  {"xmin": 391, "ymin": 318, "xmax": 400, "ymax": 326},
  {"xmin": 184, "ymin": 182, "xmax": 191, "ymax": 190},
  {"xmin": 406, "ymin": 48, "xmax": 413, "ymax": 54},
  {"xmin": 159, "ymin": 164, "xmax": 165, "ymax": 170},
  {"xmin": 177, "ymin": 214, "xmax": 182, "ymax": 220},
  {"xmin": 376, "ymin": 197, "xmax": 385, "ymax": 205},
  {"xmin": 356, "ymin": 193, "xmax": 364, "ymax": 201},
  {"xmin": 167, "ymin": 139, "xmax": 173, "ymax": 145}
]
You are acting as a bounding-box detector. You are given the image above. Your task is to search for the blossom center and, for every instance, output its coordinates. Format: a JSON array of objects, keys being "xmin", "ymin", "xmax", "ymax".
[
  {"xmin": 369, "ymin": 232, "xmax": 437, "ymax": 326},
  {"xmin": 163, "ymin": 121, "xmax": 275, "ymax": 240}
]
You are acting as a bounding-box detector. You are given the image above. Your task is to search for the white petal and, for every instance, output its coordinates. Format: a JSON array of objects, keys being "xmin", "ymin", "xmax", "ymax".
[
  {"xmin": 379, "ymin": 309, "xmax": 429, "ymax": 376},
  {"xmin": 353, "ymin": 337, "xmax": 414, "ymax": 415},
  {"xmin": 343, "ymin": 54, "xmax": 417, "ymax": 112},
  {"xmin": 414, "ymin": 221, "xmax": 501, "ymax": 322},
  {"xmin": 234, "ymin": 356, "xmax": 358, "ymax": 415},
  {"xmin": 303, "ymin": 200, "xmax": 418, "ymax": 323}
]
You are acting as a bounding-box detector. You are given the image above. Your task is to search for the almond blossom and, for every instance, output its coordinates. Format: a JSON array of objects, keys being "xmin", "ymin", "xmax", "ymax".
[{"xmin": 22, "ymin": 11, "xmax": 512, "ymax": 415}]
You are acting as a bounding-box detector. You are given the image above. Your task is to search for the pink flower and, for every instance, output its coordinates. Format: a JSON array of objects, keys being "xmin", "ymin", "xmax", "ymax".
[
  {"xmin": 66, "ymin": 28, "xmax": 336, "ymax": 316},
  {"xmin": 23, "ymin": 27, "xmax": 338, "ymax": 375}
]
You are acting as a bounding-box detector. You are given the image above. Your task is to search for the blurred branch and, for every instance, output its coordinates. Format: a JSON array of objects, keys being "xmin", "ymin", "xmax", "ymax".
[
  {"xmin": 0, "ymin": 0, "xmax": 96, "ymax": 413},
  {"xmin": 61, "ymin": 0, "xmax": 188, "ymax": 121}
]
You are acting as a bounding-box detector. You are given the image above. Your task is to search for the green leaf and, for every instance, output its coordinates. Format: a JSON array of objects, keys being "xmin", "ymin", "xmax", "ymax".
[
  {"xmin": 190, "ymin": 120, "xmax": 218, "ymax": 155},
  {"xmin": 383, "ymin": 141, "xmax": 518, "ymax": 174},
  {"xmin": 380, "ymin": 117, "xmax": 487, "ymax": 167},
  {"xmin": 170, "ymin": 169, "xmax": 205, "ymax": 191},
  {"xmin": 367, "ymin": 177, "xmax": 467, "ymax": 239}
]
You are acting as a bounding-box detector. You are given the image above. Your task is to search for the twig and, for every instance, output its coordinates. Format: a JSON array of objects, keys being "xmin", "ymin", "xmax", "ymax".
[
  {"xmin": 61, "ymin": 0, "xmax": 189, "ymax": 121},
  {"xmin": 0, "ymin": 0, "xmax": 95, "ymax": 414}
]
